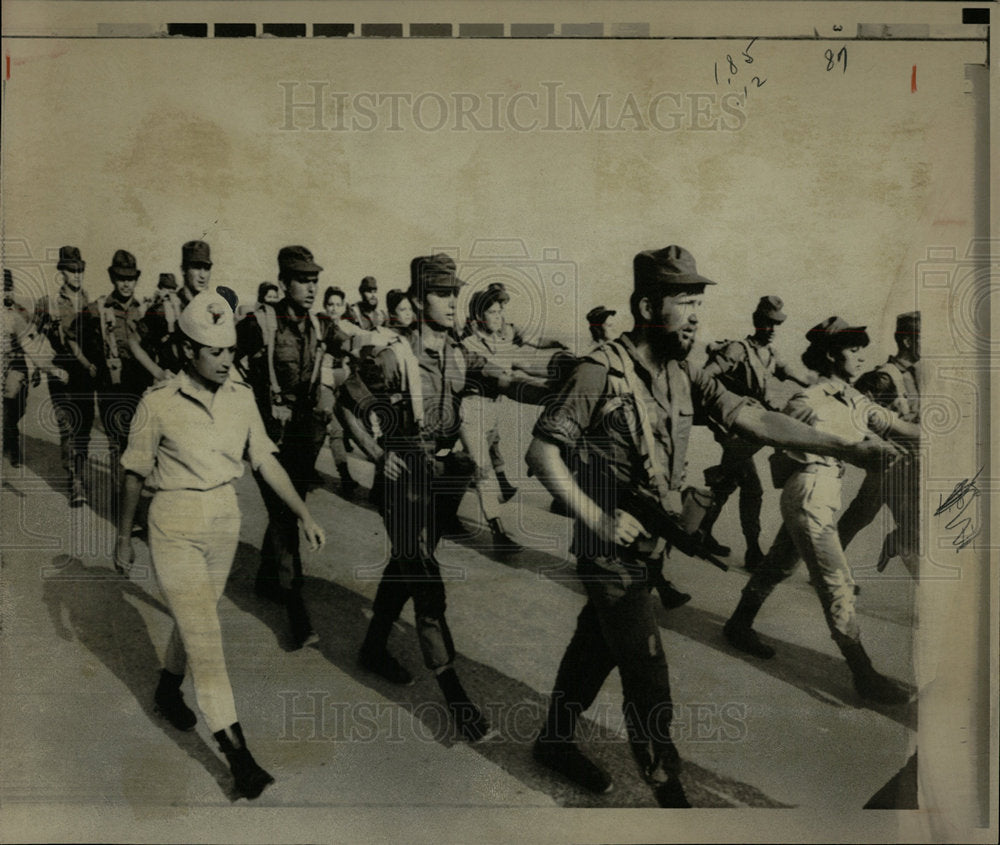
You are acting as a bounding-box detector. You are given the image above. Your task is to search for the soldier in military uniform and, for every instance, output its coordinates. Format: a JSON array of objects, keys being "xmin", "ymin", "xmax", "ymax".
[
  {"xmin": 3, "ymin": 269, "xmax": 36, "ymax": 466},
  {"xmin": 585, "ymin": 305, "xmax": 619, "ymax": 349},
  {"xmin": 348, "ymin": 276, "xmax": 388, "ymax": 331},
  {"xmin": 237, "ymin": 245, "xmax": 329, "ymax": 648},
  {"xmin": 348, "ymin": 253, "xmax": 548, "ymax": 742},
  {"xmin": 459, "ymin": 282, "xmax": 550, "ymax": 553},
  {"xmin": 32, "ymin": 246, "xmax": 94, "ymax": 506},
  {"xmin": 697, "ymin": 295, "xmax": 813, "ymax": 569},
  {"xmin": 69, "ymin": 250, "xmax": 151, "ymax": 509},
  {"xmin": 837, "ymin": 311, "xmax": 921, "ymax": 575},
  {"xmin": 139, "ymin": 241, "xmax": 213, "ymax": 375},
  {"xmin": 115, "ymin": 290, "xmax": 325, "ymax": 800},
  {"xmin": 526, "ymin": 246, "xmax": 906, "ymax": 805},
  {"xmin": 722, "ymin": 317, "xmax": 919, "ymax": 706}
]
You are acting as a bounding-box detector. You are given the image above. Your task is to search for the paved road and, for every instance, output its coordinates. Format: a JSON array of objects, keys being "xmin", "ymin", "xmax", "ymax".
[{"xmin": 0, "ymin": 383, "xmax": 917, "ymax": 841}]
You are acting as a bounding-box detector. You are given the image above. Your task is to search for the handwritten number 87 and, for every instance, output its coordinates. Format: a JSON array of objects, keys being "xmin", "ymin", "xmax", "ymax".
[{"xmin": 825, "ymin": 46, "xmax": 848, "ymax": 72}]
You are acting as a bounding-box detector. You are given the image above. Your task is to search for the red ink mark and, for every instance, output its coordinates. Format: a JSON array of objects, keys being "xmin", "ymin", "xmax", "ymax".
[
  {"xmin": 911, "ymin": 65, "xmax": 917, "ymax": 92},
  {"xmin": 5, "ymin": 54, "xmax": 10, "ymax": 80}
]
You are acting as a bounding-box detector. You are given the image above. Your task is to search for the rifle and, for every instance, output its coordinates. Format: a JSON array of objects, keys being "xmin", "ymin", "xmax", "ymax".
[{"xmin": 622, "ymin": 493, "xmax": 729, "ymax": 572}]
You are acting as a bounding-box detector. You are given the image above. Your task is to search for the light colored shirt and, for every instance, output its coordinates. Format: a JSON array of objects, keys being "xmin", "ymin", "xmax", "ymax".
[
  {"xmin": 782, "ymin": 379, "xmax": 897, "ymax": 468},
  {"xmin": 121, "ymin": 371, "xmax": 278, "ymax": 491}
]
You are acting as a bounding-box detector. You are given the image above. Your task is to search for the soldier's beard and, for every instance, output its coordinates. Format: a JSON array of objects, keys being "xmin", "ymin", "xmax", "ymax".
[{"xmin": 652, "ymin": 329, "xmax": 692, "ymax": 362}]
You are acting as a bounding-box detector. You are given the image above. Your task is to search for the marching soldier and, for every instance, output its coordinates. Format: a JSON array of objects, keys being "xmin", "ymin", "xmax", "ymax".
[
  {"xmin": 698, "ymin": 295, "xmax": 813, "ymax": 568},
  {"xmin": 3, "ymin": 269, "xmax": 35, "ymax": 466},
  {"xmin": 459, "ymin": 282, "xmax": 548, "ymax": 552},
  {"xmin": 526, "ymin": 246, "xmax": 906, "ymax": 805},
  {"xmin": 348, "ymin": 276, "xmax": 388, "ymax": 331},
  {"xmin": 348, "ymin": 253, "xmax": 548, "ymax": 741},
  {"xmin": 33, "ymin": 246, "xmax": 95, "ymax": 506},
  {"xmin": 69, "ymin": 250, "xmax": 151, "ymax": 507},
  {"xmin": 139, "ymin": 240, "xmax": 213, "ymax": 375},
  {"xmin": 316, "ymin": 285, "xmax": 361, "ymax": 495},
  {"xmin": 237, "ymin": 245, "xmax": 328, "ymax": 648},
  {"xmin": 837, "ymin": 311, "xmax": 921, "ymax": 574},
  {"xmin": 115, "ymin": 290, "xmax": 325, "ymax": 800},
  {"xmin": 585, "ymin": 305, "xmax": 619, "ymax": 349},
  {"xmin": 722, "ymin": 316, "xmax": 919, "ymax": 705}
]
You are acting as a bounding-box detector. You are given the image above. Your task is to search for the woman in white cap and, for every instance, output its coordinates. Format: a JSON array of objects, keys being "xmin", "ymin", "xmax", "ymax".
[{"xmin": 114, "ymin": 289, "xmax": 325, "ymax": 799}]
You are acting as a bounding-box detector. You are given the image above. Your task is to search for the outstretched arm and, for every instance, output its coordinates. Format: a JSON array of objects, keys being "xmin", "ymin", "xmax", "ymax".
[{"xmin": 733, "ymin": 403, "xmax": 906, "ymax": 469}]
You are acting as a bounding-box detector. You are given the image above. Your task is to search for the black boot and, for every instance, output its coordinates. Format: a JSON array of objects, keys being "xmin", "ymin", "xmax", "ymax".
[
  {"xmin": 153, "ymin": 669, "xmax": 197, "ymax": 731},
  {"xmin": 840, "ymin": 640, "xmax": 909, "ymax": 705},
  {"xmin": 723, "ymin": 588, "xmax": 775, "ymax": 659},
  {"xmin": 653, "ymin": 776, "xmax": 692, "ymax": 808},
  {"xmin": 496, "ymin": 469, "xmax": 519, "ymax": 504},
  {"xmin": 287, "ymin": 587, "xmax": 318, "ymax": 650},
  {"xmin": 656, "ymin": 579, "xmax": 692, "ymax": 611},
  {"xmin": 359, "ymin": 614, "xmax": 413, "ymax": 685},
  {"xmin": 70, "ymin": 452, "xmax": 88, "ymax": 507},
  {"xmin": 213, "ymin": 723, "xmax": 274, "ymax": 800},
  {"xmin": 534, "ymin": 700, "xmax": 613, "ymax": 795},
  {"xmin": 487, "ymin": 517, "xmax": 523, "ymax": 554},
  {"xmin": 744, "ymin": 538, "xmax": 764, "ymax": 571},
  {"xmin": 436, "ymin": 667, "xmax": 492, "ymax": 743},
  {"xmin": 697, "ymin": 496, "xmax": 731, "ymax": 557}
]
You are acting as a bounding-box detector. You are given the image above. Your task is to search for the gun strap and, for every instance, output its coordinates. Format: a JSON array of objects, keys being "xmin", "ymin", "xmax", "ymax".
[
  {"xmin": 601, "ymin": 341, "xmax": 675, "ymax": 511},
  {"xmin": 99, "ymin": 295, "xmax": 120, "ymax": 360}
]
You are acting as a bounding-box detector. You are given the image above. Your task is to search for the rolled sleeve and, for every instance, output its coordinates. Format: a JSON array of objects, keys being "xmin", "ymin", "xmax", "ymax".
[
  {"xmin": 120, "ymin": 394, "xmax": 159, "ymax": 478},
  {"xmin": 532, "ymin": 361, "xmax": 608, "ymax": 447},
  {"xmin": 689, "ymin": 363, "xmax": 752, "ymax": 435}
]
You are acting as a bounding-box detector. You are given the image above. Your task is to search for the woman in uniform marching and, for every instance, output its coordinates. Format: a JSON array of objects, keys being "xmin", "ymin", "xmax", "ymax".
[
  {"xmin": 114, "ymin": 290, "xmax": 326, "ymax": 799},
  {"xmin": 723, "ymin": 316, "xmax": 919, "ymax": 704}
]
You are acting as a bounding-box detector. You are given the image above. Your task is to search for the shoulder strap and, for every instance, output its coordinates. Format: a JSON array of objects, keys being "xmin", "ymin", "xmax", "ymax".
[
  {"xmin": 594, "ymin": 341, "xmax": 669, "ymax": 497},
  {"xmin": 307, "ymin": 312, "xmax": 324, "ymax": 388},
  {"xmin": 260, "ymin": 304, "xmax": 280, "ymax": 394},
  {"xmin": 99, "ymin": 295, "xmax": 120, "ymax": 359},
  {"xmin": 877, "ymin": 361, "xmax": 910, "ymax": 418},
  {"xmin": 387, "ymin": 333, "xmax": 424, "ymax": 427}
]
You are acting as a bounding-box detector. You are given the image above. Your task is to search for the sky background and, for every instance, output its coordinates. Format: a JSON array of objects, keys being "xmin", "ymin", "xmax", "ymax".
[{"xmin": 2, "ymin": 36, "xmax": 980, "ymax": 365}]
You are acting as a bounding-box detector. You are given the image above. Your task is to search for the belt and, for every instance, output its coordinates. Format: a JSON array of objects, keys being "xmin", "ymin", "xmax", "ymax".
[{"xmin": 796, "ymin": 462, "xmax": 845, "ymax": 479}]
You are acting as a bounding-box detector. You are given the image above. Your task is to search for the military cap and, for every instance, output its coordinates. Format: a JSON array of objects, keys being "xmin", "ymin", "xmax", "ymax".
[
  {"xmin": 409, "ymin": 253, "xmax": 466, "ymax": 298},
  {"xmin": 178, "ymin": 290, "xmax": 237, "ymax": 348},
  {"xmin": 360, "ymin": 275, "xmax": 378, "ymax": 292},
  {"xmin": 57, "ymin": 246, "xmax": 85, "ymax": 272},
  {"xmin": 633, "ymin": 245, "xmax": 716, "ymax": 290},
  {"xmin": 805, "ymin": 316, "xmax": 869, "ymax": 348},
  {"xmin": 895, "ymin": 311, "xmax": 920, "ymax": 336},
  {"xmin": 754, "ymin": 295, "xmax": 787, "ymax": 323},
  {"xmin": 108, "ymin": 249, "xmax": 141, "ymax": 280},
  {"xmin": 181, "ymin": 240, "xmax": 212, "ymax": 268},
  {"xmin": 158, "ymin": 272, "xmax": 178, "ymax": 291},
  {"xmin": 278, "ymin": 245, "xmax": 323, "ymax": 275},
  {"xmin": 586, "ymin": 305, "xmax": 616, "ymax": 327}
]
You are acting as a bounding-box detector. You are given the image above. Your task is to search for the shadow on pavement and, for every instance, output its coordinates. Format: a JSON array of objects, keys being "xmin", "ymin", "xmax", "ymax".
[
  {"xmin": 227, "ymin": 570, "xmax": 790, "ymax": 809},
  {"xmin": 39, "ymin": 555, "xmax": 237, "ymax": 801},
  {"xmin": 456, "ymin": 535, "xmax": 916, "ymax": 731}
]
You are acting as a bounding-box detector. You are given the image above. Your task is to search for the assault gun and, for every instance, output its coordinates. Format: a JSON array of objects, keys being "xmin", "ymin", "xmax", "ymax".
[{"xmin": 623, "ymin": 493, "xmax": 730, "ymax": 572}]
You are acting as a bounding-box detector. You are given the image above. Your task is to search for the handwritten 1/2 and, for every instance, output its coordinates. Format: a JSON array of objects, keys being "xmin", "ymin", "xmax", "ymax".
[{"xmin": 713, "ymin": 38, "xmax": 766, "ymax": 100}]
